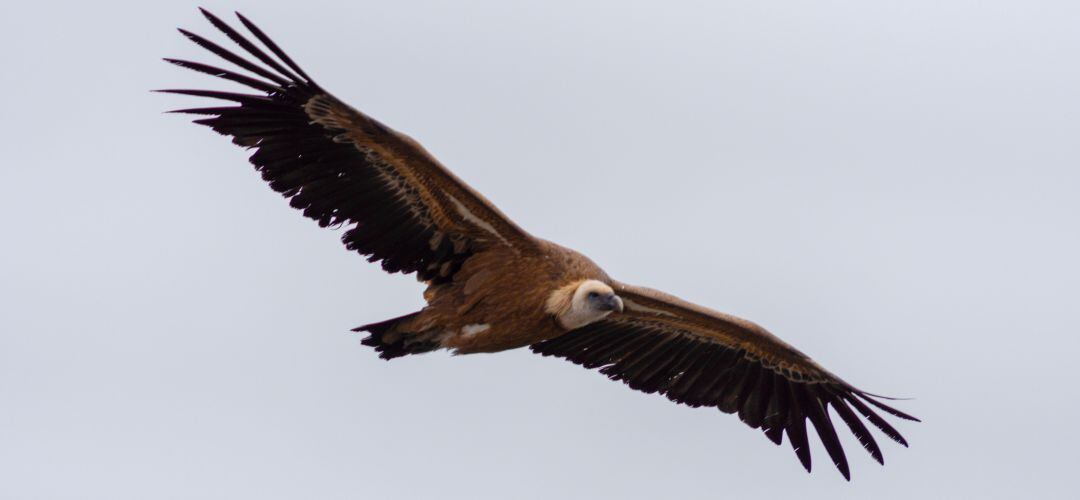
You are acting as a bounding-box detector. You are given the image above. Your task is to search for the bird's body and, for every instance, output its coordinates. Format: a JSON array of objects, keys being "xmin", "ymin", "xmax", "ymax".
[
  {"xmin": 375, "ymin": 238, "xmax": 611, "ymax": 355},
  {"xmin": 163, "ymin": 9, "xmax": 918, "ymax": 480}
]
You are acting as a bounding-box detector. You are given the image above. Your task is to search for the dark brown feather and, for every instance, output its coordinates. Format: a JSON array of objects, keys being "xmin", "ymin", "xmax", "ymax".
[
  {"xmin": 164, "ymin": 10, "xmax": 533, "ymax": 284},
  {"xmin": 785, "ymin": 381, "xmax": 812, "ymax": 473},
  {"xmin": 531, "ymin": 308, "xmax": 915, "ymax": 479},
  {"xmin": 823, "ymin": 388, "xmax": 883, "ymax": 465},
  {"xmin": 801, "ymin": 386, "xmax": 850, "ymax": 480},
  {"xmin": 762, "ymin": 376, "xmax": 789, "ymax": 445}
]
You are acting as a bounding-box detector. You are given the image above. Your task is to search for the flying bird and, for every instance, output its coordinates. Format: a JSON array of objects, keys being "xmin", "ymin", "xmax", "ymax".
[{"xmin": 162, "ymin": 10, "xmax": 918, "ymax": 480}]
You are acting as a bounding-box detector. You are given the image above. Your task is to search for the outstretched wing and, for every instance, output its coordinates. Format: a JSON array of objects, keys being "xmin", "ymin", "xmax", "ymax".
[
  {"xmin": 161, "ymin": 9, "xmax": 533, "ymax": 283},
  {"xmin": 531, "ymin": 282, "xmax": 918, "ymax": 480}
]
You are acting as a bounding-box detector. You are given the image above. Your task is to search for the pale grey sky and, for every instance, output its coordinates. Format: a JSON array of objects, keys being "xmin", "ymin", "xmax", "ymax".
[{"xmin": 2, "ymin": 1, "xmax": 1078, "ymax": 499}]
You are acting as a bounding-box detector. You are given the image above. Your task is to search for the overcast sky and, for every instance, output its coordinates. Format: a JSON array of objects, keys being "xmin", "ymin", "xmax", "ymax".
[{"xmin": 2, "ymin": 1, "xmax": 1078, "ymax": 499}]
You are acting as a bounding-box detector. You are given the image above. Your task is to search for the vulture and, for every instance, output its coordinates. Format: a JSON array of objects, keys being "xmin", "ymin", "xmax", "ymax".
[{"xmin": 161, "ymin": 9, "xmax": 918, "ymax": 480}]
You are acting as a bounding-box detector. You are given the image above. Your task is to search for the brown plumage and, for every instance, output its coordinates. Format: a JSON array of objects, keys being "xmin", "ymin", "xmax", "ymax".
[{"xmin": 162, "ymin": 9, "xmax": 918, "ymax": 480}]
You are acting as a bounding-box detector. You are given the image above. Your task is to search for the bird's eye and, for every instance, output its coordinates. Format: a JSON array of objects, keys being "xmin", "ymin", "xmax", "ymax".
[{"xmin": 587, "ymin": 291, "xmax": 599, "ymax": 299}]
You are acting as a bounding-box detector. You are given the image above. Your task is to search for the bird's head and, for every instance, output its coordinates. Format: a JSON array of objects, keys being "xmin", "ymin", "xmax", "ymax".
[{"xmin": 546, "ymin": 279, "xmax": 624, "ymax": 330}]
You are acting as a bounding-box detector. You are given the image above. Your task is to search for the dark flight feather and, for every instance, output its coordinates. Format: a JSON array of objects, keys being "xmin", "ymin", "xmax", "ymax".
[
  {"xmin": 162, "ymin": 9, "xmax": 528, "ymax": 285},
  {"xmin": 532, "ymin": 308, "xmax": 915, "ymax": 480}
]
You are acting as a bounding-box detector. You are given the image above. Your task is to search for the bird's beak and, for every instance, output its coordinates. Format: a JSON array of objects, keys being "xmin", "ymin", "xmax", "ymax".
[{"xmin": 603, "ymin": 294, "xmax": 624, "ymax": 313}]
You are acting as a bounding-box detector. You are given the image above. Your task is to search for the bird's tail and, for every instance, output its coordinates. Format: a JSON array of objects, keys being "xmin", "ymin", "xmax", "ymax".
[{"xmin": 354, "ymin": 312, "xmax": 443, "ymax": 360}]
